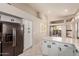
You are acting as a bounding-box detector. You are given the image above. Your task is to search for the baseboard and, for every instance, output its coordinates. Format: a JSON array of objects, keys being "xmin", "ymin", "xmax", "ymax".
[{"xmin": 23, "ymin": 45, "xmax": 33, "ymax": 52}]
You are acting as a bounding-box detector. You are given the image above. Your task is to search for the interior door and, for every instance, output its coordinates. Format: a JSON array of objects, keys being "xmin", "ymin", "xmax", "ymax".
[{"xmin": 2, "ymin": 23, "xmax": 14, "ymax": 56}]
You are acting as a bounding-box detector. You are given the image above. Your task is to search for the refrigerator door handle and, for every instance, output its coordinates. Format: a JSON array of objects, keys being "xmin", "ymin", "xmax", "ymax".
[
  {"xmin": 0, "ymin": 41, "xmax": 1, "ymax": 44},
  {"xmin": 13, "ymin": 28, "xmax": 16, "ymax": 47},
  {"xmin": 13, "ymin": 36, "xmax": 16, "ymax": 47}
]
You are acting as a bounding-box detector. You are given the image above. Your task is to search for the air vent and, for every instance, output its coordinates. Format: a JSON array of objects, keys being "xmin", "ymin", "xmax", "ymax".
[{"xmin": 7, "ymin": 3, "xmax": 12, "ymax": 5}]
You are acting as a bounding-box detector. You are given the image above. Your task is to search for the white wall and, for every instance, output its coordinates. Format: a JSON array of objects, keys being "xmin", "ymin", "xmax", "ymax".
[
  {"xmin": 72, "ymin": 13, "xmax": 79, "ymax": 50},
  {"xmin": 32, "ymin": 18, "xmax": 48, "ymax": 45}
]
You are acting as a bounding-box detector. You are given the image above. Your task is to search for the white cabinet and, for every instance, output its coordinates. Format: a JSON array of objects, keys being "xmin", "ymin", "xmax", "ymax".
[
  {"xmin": 23, "ymin": 20, "xmax": 32, "ymax": 51},
  {"xmin": 48, "ymin": 42, "xmax": 59, "ymax": 56},
  {"xmin": 42, "ymin": 40, "xmax": 59, "ymax": 56},
  {"xmin": 59, "ymin": 44, "xmax": 74, "ymax": 56},
  {"xmin": 42, "ymin": 40, "xmax": 78, "ymax": 56},
  {"xmin": 0, "ymin": 14, "xmax": 22, "ymax": 23},
  {"xmin": 42, "ymin": 40, "xmax": 49, "ymax": 56},
  {"xmin": 0, "ymin": 14, "xmax": 12, "ymax": 22},
  {"xmin": 11, "ymin": 17, "xmax": 22, "ymax": 23},
  {"xmin": 27, "ymin": 20, "xmax": 32, "ymax": 48}
]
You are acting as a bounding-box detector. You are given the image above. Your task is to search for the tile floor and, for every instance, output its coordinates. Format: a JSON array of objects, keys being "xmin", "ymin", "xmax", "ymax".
[
  {"xmin": 19, "ymin": 38, "xmax": 79, "ymax": 56},
  {"xmin": 19, "ymin": 41, "xmax": 42, "ymax": 56}
]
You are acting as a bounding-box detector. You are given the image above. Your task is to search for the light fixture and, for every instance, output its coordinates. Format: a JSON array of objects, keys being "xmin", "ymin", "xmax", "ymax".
[
  {"xmin": 48, "ymin": 10, "xmax": 51, "ymax": 14},
  {"xmin": 64, "ymin": 9, "xmax": 68, "ymax": 12},
  {"xmin": 77, "ymin": 15, "xmax": 79, "ymax": 19}
]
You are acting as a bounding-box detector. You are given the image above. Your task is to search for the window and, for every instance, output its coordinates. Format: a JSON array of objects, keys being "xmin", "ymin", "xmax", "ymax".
[{"xmin": 50, "ymin": 25, "xmax": 62, "ymax": 37}]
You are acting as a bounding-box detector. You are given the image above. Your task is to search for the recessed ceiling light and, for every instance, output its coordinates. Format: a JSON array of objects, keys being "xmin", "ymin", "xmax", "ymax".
[
  {"xmin": 77, "ymin": 15, "xmax": 79, "ymax": 19},
  {"xmin": 64, "ymin": 9, "xmax": 68, "ymax": 12},
  {"xmin": 48, "ymin": 10, "xmax": 51, "ymax": 14}
]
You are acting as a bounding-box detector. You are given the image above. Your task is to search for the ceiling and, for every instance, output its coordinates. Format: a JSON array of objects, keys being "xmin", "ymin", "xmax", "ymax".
[{"xmin": 11, "ymin": 3, "xmax": 79, "ymax": 20}]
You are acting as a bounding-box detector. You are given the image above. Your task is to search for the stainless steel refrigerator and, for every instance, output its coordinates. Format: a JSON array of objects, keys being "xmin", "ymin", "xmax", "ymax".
[{"xmin": 0, "ymin": 22, "xmax": 24, "ymax": 56}]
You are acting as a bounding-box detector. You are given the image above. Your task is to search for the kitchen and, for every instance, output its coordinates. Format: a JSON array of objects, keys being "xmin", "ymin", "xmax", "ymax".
[{"xmin": 0, "ymin": 3, "xmax": 79, "ymax": 56}]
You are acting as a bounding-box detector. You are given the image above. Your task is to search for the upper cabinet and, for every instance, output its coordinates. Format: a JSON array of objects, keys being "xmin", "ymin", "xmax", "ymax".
[{"xmin": 0, "ymin": 14, "xmax": 22, "ymax": 24}]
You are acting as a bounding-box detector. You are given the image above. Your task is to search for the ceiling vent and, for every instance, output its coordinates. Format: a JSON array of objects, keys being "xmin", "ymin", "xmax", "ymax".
[{"xmin": 7, "ymin": 3, "xmax": 12, "ymax": 5}]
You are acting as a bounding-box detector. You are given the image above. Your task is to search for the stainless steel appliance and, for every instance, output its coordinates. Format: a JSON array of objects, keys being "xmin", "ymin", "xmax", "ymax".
[
  {"xmin": 0, "ymin": 22, "xmax": 23, "ymax": 56},
  {"xmin": 0, "ymin": 13, "xmax": 23, "ymax": 56}
]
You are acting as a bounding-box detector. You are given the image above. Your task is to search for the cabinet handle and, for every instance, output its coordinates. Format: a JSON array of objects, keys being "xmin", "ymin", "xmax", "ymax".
[
  {"xmin": 64, "ymin": 45, "xmax": 68, "ymax": 47},
  {"xmin": 13, "ymin": 28, "xmax": 16, "ymax": 47},
  {"xmin": 58, "ymin": 47, "xmax": 62, "ymax": 51},
  {"xmin": 0, "ymin": 41, "xmax": 1, "ymax": 44},
  {"xmin": 47, "ymin": 45, "xmax": 51, "ymax": 48}
]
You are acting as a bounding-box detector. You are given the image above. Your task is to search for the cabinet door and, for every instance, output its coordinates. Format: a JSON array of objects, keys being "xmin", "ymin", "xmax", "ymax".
[
  {"xmin": 48, "ymin": 42, "xmax": 59, "ymax": 56},
  {"xmin": 59, "ymin": 47, "xmax": 73, "ymax": 56},
  {"xmin": 0, "ymin": 15, "xmax": 12, "ymax": 22},
  {"xmin": 24, "ymin": 20, "xmax": 32, "ymax": 51},
  {"xmin": 42, "ymin": 40, "xmax": 49, "ymax": 56},
  {"xmin": 27, "ymin": 21, "xmax": 32, "ymax": 48},
  {"xmin": 59, "ymin": 44, "xmax": 74, "ymax": 56},
  {"xmin": 11, "ymin": 17, "xmax": 22, "ymax": 24},
  {"xmin": 0, "ymin": 14, "xmax": 22, "ymax": 24}
]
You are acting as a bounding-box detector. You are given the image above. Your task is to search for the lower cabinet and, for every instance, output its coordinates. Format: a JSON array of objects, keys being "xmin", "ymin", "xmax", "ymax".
[{"xmin": 42, "ymin": 40, "xmax": 78, "ymax": 56}]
